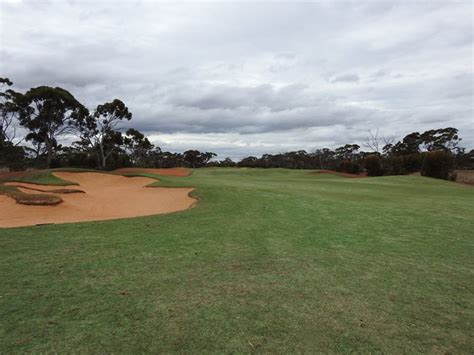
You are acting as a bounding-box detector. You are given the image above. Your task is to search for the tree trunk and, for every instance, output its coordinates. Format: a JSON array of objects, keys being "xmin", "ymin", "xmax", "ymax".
[
  {"xmin": 46, "ymin": 141, "xmax": 53, "ymax": 168},
  {"xmin": 98, "ymin": 144, "xmax": 106, "ymax": 170}
]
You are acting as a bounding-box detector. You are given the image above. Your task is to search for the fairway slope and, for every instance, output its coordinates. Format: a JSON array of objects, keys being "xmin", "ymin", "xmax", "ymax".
[{"xmin": 0, "ymin": 172, "xmax": 195, "ymax": 228}]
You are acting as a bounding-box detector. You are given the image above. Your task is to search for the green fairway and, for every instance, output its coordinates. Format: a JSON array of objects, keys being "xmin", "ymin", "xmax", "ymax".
[{"xmin": 0, "ymin": 168, "xmax": 473, "ymax": 353}]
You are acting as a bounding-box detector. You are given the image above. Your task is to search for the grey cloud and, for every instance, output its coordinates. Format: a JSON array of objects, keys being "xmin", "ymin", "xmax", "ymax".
[
  {"xmin": 330, "ymin": 74, "xmax": 360, "ymax": 83},
  {"xmin": 167, "ymin": 84, "xmax": 311, "ymax": 112},
  {"xmin": 0, "ymin": 0, "xmax": 472, "ymax": 157}
]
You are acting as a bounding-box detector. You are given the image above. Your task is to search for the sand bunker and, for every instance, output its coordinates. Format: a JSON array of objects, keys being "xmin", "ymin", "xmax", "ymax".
[
  {"xmin": 114, "ymin": 167, "xmax": 191, "ymax": 177},
  {"xmin": 0, "ymin": 172, "xmax": 195, "ymax": 228}
]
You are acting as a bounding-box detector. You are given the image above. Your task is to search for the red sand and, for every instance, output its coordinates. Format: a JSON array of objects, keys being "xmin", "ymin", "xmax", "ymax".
[
  {"xmin": 0, "ymin": 172, "xmax": 196, "ymax": 228},
  {"xmin": 114, "ymin": 168, "xmax": 191, "ymax": 177}
]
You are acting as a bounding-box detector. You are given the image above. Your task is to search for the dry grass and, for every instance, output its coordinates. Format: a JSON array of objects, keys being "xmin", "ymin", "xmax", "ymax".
[
  {"xmin": 455, "ymin": 170, "xmax": 474, "ymax": 185},
  {"xmin": 8, "ymin": 185, "xmax": 85, "ymax": 194},
  {"xmin": 0, "ymin": 186, "xmax": 63, "ymax": 206}
]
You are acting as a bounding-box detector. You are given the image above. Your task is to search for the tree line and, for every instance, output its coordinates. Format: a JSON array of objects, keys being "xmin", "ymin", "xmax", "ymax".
[
  {"xmin": 0, "ymin": 78, "xmax": 217, "ymax": 170},
  {"xmin": 226, "ymin": 127, "xmax": 473, "ymax": 180},
  {"xmin": 1, "ymin": 77, "xmax": 473, "ymax": 180}
]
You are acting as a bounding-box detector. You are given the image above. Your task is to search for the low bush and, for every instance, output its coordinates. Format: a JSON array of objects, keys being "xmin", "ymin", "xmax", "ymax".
[
  {"xmin": 336, "ymin": 160, "xmax": 361, "ymax": 174},
  {"xmin": 364, "ymin": 155, "xmax": 384, "ymax": 176},
  {"xmin": 421, "ymin": 150, "xmax": 455, "ymax": 180}
]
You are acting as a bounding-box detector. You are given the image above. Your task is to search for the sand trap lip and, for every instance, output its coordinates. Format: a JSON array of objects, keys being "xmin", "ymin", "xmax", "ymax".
[
  {"xmin": 114, "ymin": 168, "xmax": 191, "ymax": 177},
  {"xmin": 0, "ymin": 172, "xmax": 196, "ymax": 228},
  {"xmin": 4, "ymin": 182, "xmax": 85, "ymax": 194}
]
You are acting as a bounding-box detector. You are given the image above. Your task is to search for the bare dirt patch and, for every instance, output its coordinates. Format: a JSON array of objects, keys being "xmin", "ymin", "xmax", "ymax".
[
  {"xmin": 0, "ymin": 172, "xmax": 196, "ymax": 228},
  {"xmin": 311, "ymin": 170, "xmax": 368, "ymax": 178},
  {"xmin": 114, "ymin": 167, "xmax": 191, "ymax": 177}
]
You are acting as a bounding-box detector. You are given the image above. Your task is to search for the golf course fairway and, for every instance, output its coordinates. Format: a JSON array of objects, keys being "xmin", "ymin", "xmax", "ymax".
[{"xmin": 0, "ymin": 168, "xmax": 473, "ymax": 353}]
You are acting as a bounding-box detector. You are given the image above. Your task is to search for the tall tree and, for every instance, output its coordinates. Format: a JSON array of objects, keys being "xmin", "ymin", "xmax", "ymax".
[
  {"xmin": 390, "ymin": 132, "xmax": 421, "ymax": 156},
  {"xmin": 0, "ymin": 77, "xmax": 23, "ymax": 146},
  {"xmin": 183, "ymin": 150, "xmax": 217, "ymax": 168},
  {"xmin": 420, "ymin": 127, "xmax": 461, "ymax": 152},
  {"xmin": 335, "ymin": 144, "xmax": 360, "ymax": 161},
  {"xmin": 124, "ymin": 128, "xmax": 154, "ymax": 167},
  {"xmin": 76, "ymin": 99, "xmax": 132, "ymax": 169},
  {"xmin": 18, "ymin": 86, "xmax": 88, "ymax": 167}
]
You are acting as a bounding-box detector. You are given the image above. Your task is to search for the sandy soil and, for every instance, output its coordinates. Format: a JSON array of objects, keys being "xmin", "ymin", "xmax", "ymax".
[
  {"xmin": 114, "ymin": 167, "xmax": 191, "ymax": 177},
  {"xmin": 0, "ymin": 172, "xmax": 196, "ymax": 228}
]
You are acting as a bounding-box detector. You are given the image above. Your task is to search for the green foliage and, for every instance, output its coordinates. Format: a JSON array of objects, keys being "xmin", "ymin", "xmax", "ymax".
[
  {"xmin": 363, "ymin": 154, "xmax": 384, "ymax": 176},
  {"xmin": 17, "ymin": 86, "xmax": 89, "ymax": 168},
  {"xmin": 421, "ymin": 150, "xmax": 455, "ymax": 180},
  {"xmin": 1, "ymin": 170, "xmax": 78, "ymax": 186},
  {"xmin": 336, "ymin": 160, "xmax": 361, "ymax": 174},
  {"xmin": 75, "ymin": 99, "xmax": 132, "ymax": 170}
]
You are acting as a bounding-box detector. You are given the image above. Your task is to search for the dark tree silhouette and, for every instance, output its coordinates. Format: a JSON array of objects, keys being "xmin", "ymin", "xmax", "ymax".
[
  {"xmin": 76, "ymin": 99, "xmax": 131, "ymax": 169},
  {"xmin": 18, "ymin": 86, "xmax": 88, "ymax": 168}
]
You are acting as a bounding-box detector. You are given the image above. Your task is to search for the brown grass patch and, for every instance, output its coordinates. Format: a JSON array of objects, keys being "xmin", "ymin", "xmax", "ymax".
[
  {"xmin": 0, "ymin": 187, "xmax": 62, "ymax": 206},
  {"xmin": 455, "ymin": 170, "xmax": 474, "ymax": 186},
  {"xmin": 5, "ymin": 183, "xmax": 85, "ymax": 194},
  {"xmin": 311, "ymin": 170, "xmax": 368, "ymax": 178}
]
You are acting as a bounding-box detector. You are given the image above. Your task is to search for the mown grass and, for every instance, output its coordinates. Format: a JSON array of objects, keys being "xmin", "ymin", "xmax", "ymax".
[
  {"xmin": 0, "ymin": 170, "xmax": 79, "ymax": 186},
  {"xmin": 0, "ymin": 168, "xmax": 473, "ymax": 353}
]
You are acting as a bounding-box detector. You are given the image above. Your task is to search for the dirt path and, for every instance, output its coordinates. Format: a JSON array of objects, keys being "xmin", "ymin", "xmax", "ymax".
[{"xmin": 0, "ymin": 172, "xmax": 195, "ymax": 228}]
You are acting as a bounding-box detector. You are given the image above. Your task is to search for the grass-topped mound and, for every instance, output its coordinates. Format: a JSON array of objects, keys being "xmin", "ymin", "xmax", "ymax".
[
  {"xmin": 0, "ymin": 169, "xmax": 83, "ymax": 206},
  {"xmin": 0, "ymin": 185, "xmax": 63, "ymax": 206}
]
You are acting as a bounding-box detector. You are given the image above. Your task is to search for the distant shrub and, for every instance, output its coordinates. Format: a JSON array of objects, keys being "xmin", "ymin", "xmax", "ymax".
[
  {"xmin": 421, "ymin": 150, "xmax": 455, "ymax": 180},
  {"xmin": 336, "ymin": 160, "xmax": 361, "ymax": 174},
  {"xmin": 364, "ymin": 155, "xmax": 384, "ymax": 176},
  {"xmin": 402, "ymin": 153, "xmax": 423, "ymax": 173},
  {"xmin": 386, "ymin": 153, "xmax": 423, "ymax": 175},
  {"xmin": 386, "ymin": 156, "xmax": 404, "ymax": 175}
]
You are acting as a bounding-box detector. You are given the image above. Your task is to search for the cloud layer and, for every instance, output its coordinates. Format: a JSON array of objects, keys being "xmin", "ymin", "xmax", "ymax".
[{"xmin": 1, "ymin": 0, "xmax": 473, "ymax": 159}]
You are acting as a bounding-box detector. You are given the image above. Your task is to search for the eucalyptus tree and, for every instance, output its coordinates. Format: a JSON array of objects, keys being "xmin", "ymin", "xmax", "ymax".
[
  {"xmin": 124, "ymin": 128, "xmax": 154, "ymax": 167},
  {"xmin": 75, "ymin": 99, "xmax": 132, "ymax": 169},
  {"xmin": 18, "ymin": 86, "xmax": 88, "ymax": 168},
  {"xmin": 0, "ymin": 77, "xmax": 23, "ymax": 146}
]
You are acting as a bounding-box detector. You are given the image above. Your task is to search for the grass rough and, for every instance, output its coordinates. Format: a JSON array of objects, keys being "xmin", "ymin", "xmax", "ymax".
[{"xmin": 0, "ymin": 185, "xmax": 63, "ymax": 206}]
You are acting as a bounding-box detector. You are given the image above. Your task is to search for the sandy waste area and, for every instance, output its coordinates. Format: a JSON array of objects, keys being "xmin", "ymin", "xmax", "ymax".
[{"xmin": 0, "ymin": 172, "xmax": 195, "ymax": 228}]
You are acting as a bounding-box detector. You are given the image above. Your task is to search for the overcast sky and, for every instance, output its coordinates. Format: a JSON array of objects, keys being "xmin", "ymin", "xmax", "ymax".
[{"xmin": 1, "ymin": 0, "xmax": 473, "ymax": 159}]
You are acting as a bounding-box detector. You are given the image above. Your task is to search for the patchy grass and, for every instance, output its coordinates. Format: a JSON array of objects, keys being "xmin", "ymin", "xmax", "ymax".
[
  {"xmin": 456, "ymin": 169, "xmax": 474, "ymax": 185},
  {"xmin": 0, "ymin": 170, "xmax": 78, "ymax": 186},
  {"xmin": 0, "ymin": 169, "xmax": 85, "ymax": 205},
  {"xmin": 0, "ymin": 168, "xmax": 473, "ymax": 353},
  {"xmin": 9, "ymin": 185, "xmax": 85, "ymax": 194},
  {"xmin": 0, "ymin": 185, "xmax": 63, "ymax": 205}
]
